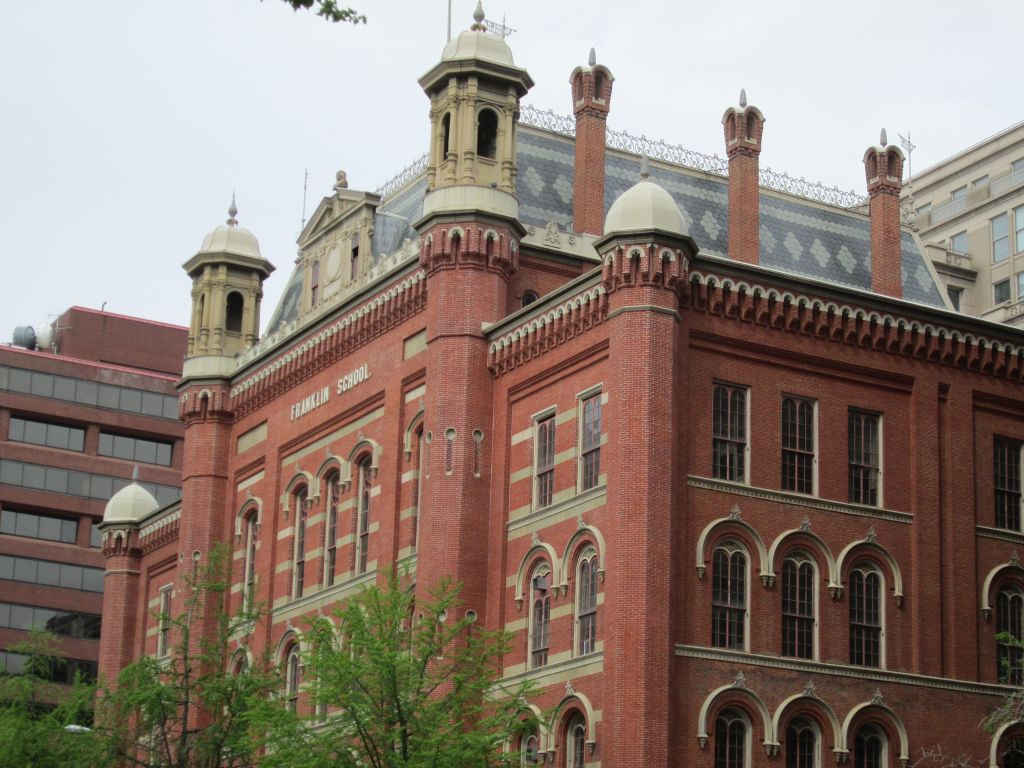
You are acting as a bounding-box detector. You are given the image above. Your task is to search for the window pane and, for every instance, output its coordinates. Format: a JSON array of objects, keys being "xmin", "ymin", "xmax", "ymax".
[
  {"xmin": 0, "ymin": 511, "xmax": 14, "ymax": 535},
  {"xmin": 10, "ymin": 604, "xmax": 33, "ymax": 630},
  {"xmin": 98, "ymin": 385, "xmax": 120, "ymax": 409},
  {"xmin": 0, "ymin": 556, "xmax": 12, "ymax": 580},
  {"xmin": 24, "ymin": 420, "xmax": 46, "ymax": 445},
  {"xmin": 68, "ymin": 471, "xmax": 91, "ymax": 497},
  {"xmin": 53, "ymin": 376, "xmax": 76, "ymax": 401},
  {"xmin": 15, "ymin": 512, "xmax": 39, "ymax": 538},
  {"xmin": 75, "ymin": 380, "xmax": 98, "ymax": 405},
  {"xmin": 59, "ymin": 564, "xmax": 82, "ymax": 589},
  {"xmin": 37, "ymin": 561, "xmax": 60, "ymax": 586},
  {"xmin": 163, "ymin": 397, "xmax": 179, "ymax": 420},
  {"xmin": 156, "ymin": 443, "xmax": 172, "ymax": 466},
  {"xmin": 8, "ymin": 369, "xmax": 31, "ymax": 393},
  {"xmin": 37, "ymin": 516, "xmax": 60, "ymax": 541},
  {"xmin": 61, "ymin": 519, "xmax": 77, "ymax": 544},
  {"xmin": 14, "ymin": 558, "xmax": 37, "ymax": 583},
  {"xmin": 44, "ymin": 467, "xmax": 68, "ymax": 493},
  {"xmin": 950, "ymin": 231, "xmax": 968, "ymax": 254},
  {"xmin": 141, "ymin": 392, "xmax": 164, "ymax": 416},
  {"xmin": 30, "ymin": 373, "xmax": 54, "ymax": 397},
  {"xmin": 995, "ymin": 280, "xmax": 1011, "ymax": 304},
  {"xmin": 8, "ymin": 418, "xmax": 24, "ymax": 441},
  {"xmin": 82, "ymin": 568, "xmax": 104, "ymax": 592},
  {"xmin": 113, "ymin": 435, "xmax": 134, "ymax": 460},
  {"xmin": 135, "ymin": 439, "xmax": 157, "ymax": 465},
  {"xmin": 119, "ymin": 389, "xmax": 142, "ymax": 413},
  {"xmin": 0, "ymin": 461, "xmax": 23, "ymax": 486},
  {"xmin": 23, "ymin": 464, "xmax": 45, "ymax": 489}
]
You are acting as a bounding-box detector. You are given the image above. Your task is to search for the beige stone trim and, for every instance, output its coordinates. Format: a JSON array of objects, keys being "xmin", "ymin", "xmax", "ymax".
[
  {"xmin": 399, "ymin": 505, "xmax": 417, "ymax": 521},
  {"xmin": 282, "ymin": 407, "xmax": 384, "ymax": 466},
  {"xmin": 236, "ymin": 469, "xmax": 265, "ymax": 492},
  {"xmin": 977, "ymin": 525, "xmax": 1024, "ymax": 544},
  {"xmin": 511, "ymin": 425, "xmax": 533, "ymax": 446},
  {"xmin": 230, "ymin": 583, "xmax": 242, "ymax": 594},
  {"xmin": 401, "ymin": 468, "xmax": 418, "ymax": 484},
  {"xmin": 277, "ymin": 526, "xmax": 294, "ymax": 540},
  {"xmin": 501, "ymin": 651, "xmax": 604, "ymax": 687},
  {"xmin": 509, "ymin": 486, "xmax": 607, "ymax": 537},
  {"xmin": 675, "ymin": 645, "xmax": 1011, "ymax": 696},
  {"xmin": 272, "ymin": 570, "xmax": 377, "ymax": 622},
  {"xmin": 306, "ymin": 547, "xmax": 323, "ymax": 560},
  {"xmin": 306, "ymin": 513, "xmax": 324, "ymax": 527},
  {"xmin": 275, "ymin": 560, "xmax": 293, "ymax": 574},
  {"xmin": 237, "ymin": 423, "xmax": 268, "ymax": 455},
  {"xmin": 405, "ymin": 384, "xmax": 426, "ymax": 403},
  {"xmin": 687, "ymin": 476, "xmax": 913, "ymax": 524}
]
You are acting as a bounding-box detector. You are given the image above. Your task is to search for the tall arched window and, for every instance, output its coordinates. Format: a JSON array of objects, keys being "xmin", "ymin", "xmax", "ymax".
[
  {"xmin": 225, "ymin": 291, "xmax": 244, "ymax": 333},
  {"xmin": 529, "ymin": 563, "xmax": 551, "ymax": 669},
  {"xmin": 284, "ymin": 641, "xmax": 301, "ymax": 713},
  {"xmin": 521, "ymin": 732, "xmax": 540, "ymax": 765},
  {"xmin": 324, "ymin": 474, "xmax": 340, "ymax": 588},
  {"xmin": 712, "ymin": 543, "xmax": 747, "ymax": 649},
  {"xmin": 714, "ymin": 710, "xmax": 749, "ymax": 768},
  {"xmin": 997, "ymin": 586, "xmax": 1024, "ymax": 683},
  {"xmin": 477, "ymin": 109, "xmax": 498, "ymax": 159},
  {"xmin": 565, "ymin": 713, "xmax": 586, "ymax": 768},
  {"xmin": 242, "ymin": 510, "xmax": 258, "ymax": 611},
  {"xmin": 853, "ymin": 725, "xmax": 886, "ymax": 768},
  {"xmin": 577, "ymin": 547, "xmax": 598, "ymax": 656},
  {"xmin": 782, "ymin": 554, "xmax": 815, "ymax": 659},
  {"xmin": 849, "ymin": 563, "xmax": 882, "ymax": 667},
  {"xmin": 441, "ymin": 112, "xmax": 451, "ymax": 157},
  {"xmin": 1003, "ymin": 737, "xmax": 1024, "ymax": 768},
  {"xmin": 355, "ymin": 457, "xmax": 373, "ymax": 574},
  {"xmin": 310, "ymin": 261, "xmax": 320, "ymax": 306},
  {"xmin": 411, "ymin": 426, "xmax": 424, "ymax": 552},
  {"xmin": 293, "ymin": 487, "xmax": 309, "ymax": 599},
  {"xmin": 785, "ymin": 718, "xmax": 818, "ymax": 768}
]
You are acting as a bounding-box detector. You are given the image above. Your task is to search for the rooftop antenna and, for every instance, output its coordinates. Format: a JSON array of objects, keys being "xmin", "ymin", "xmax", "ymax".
[
  {"xmin": 898, "ymin": 131, "xmax": 917, "ymax": 224},
  {"xmin": 300, "ymin": 168, "xmax": 309, "ymax": 231},
  {"xmin": 483, "ymin": 14, "xmax": 515, "ymax": 38}
]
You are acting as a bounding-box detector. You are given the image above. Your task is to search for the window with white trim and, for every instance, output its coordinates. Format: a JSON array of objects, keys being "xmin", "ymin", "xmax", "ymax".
[
  {"xmin": 243, "ymin": 511, "xmax": 258, "ymax": 611},
  {"xmin": 285, "ymin": 642, "xmax": 301, "ymax": 713},
  {"xmin": 995, "ymin": 437, "xmax": 1022, "ymax": 531},
  {"xmin": 521, "ymin": 732, "xmax": 540, "ymax": 765},
  {"xmin": 713, "ymin": 384, "xmax": 747, "ymax": 483},
  {"xmin": 849, "ymin": 563, "xmax": 883, "ymax": 667},
  {"xmin": 528, "ymin": 563, "xmax": 551, "ymax": 669},
  {"xmin": 711, "ymin": 543, "xmax": 746, "ymax": 649},
  {"xmin": 576, "ymin": 547, "xmax": 598, "ymax": 656},
  {"xmin": 782, "ymin": 396, "xmax": 815, "ymax": 494},
  {"xmin": 535, "ymin": 415, "xmax": 555, "ymax": 509},
  {"xmin": 853, "ymin": 726, "xmax": 886, "ymax": 768},
  {"xmin": 355, "ymin": 458, "xmax": 372, "ymax": 574},
  {"xmin": 781, "ymin": 553, "xmax": 815, "ymax": 659},
  {"xmin": 579, "ymin": 392, "xmax": 602, "ymax": 492},
  {"xmin": 994, "ymin": 212, "xmax": 1011, "ymax": 263},
  {"xmin": 565, "ymin": 713, "xmax": 586, "ymax": 768},
  {"xmin": 324, "ymin": 474, "xmax": 340, "ymax": 588},
  {"xmin": 292, "ymin": 487, "xmax": 309, "ymax": 599},
  {"xmin": 157, "ymin": 586, "xmax": 172, "ymax": 658},
  {"xmin": 848, "ymin": 411, "xmax": 881, "ymax": 506}
]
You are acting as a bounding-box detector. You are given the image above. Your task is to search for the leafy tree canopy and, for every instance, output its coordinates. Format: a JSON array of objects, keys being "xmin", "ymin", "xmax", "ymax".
[{"xmin": 276, "ymin": 0, "xmax": 366, "ymax": 24}]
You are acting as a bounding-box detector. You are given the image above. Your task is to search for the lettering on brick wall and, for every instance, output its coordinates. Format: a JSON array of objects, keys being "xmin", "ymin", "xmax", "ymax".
[
  {"xmin": 290, "ymin": 386, "xmax": 330, "ymax": 421},
  {"xmin": 336, "ymin": 364, "xmax": 371, "ymax": 395}
]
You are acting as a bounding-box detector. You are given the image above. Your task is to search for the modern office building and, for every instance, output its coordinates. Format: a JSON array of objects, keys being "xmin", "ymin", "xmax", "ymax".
[
  {"xmin": 903, "ymin": 121, "xmax": 1024, "ymax": 325},
  {"xmin": 97, "ymin": 11, "xmax": 1024, "ymax": 766},
  {"xmin": 0, "ymin": 307, "xmax": 184, "ymax": 690}
]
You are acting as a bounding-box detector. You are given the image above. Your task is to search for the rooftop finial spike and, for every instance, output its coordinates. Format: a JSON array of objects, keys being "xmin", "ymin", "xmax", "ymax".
[
  {"xmin": 739, "ymin": 88, "xmax": 747, "ymax": 108},
  {"xmin": 639, "ymin": 154, "xmax": 650, "ymax": 180},
  {"xmin": 880, "ymin": 128, "xmax": 888, "ymax": 148},
  {"xmin": 471, "ymin": 1, "xmax": 486, "ymax": 30},
  {"xmin": 132, "ymin": 464, "xmax": 139, "ymax": 482},
  {"xmin": 227, "ymin": 193, "xmax": 238, "ymax": 227},
  {"xmin": 588, "ymin": 47, "xmax": 596, "ymax": 67}
]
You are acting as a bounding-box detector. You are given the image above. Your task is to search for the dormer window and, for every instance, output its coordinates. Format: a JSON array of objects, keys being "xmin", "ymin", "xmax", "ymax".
[
  {"xmin": 477, "ymin": 109, "xmax": 498, "ymax": 159},
  {"xmin": 310, "ymin": 261, "xmax": 320, "ymax": 306},
  {"xmin": 351, "ymin": 234, "xmax": 360, "ymax": 282}
]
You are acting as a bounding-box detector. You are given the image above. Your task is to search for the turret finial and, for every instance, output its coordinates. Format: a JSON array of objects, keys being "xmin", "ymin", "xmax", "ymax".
[
  {"xmin": 639, "ymin": 154, "xmax": 650, "ymax": 180},
  {"xmin": 739, "ymin": 88, "xmax": 747, "ymax": 108},
  {"xmin": 588, "ymin": 47, "xmax": 596, "ymax": 67},
  {"xmin": 471, "ymin": 1, "xmax": 486, "ymax": 30},
  {"xmin": 227, "ymin": 193, "xmax": 238, "ymax": 227},
  {"xmin": 880, "ymin": 128, "xmax": 888, "ymax": 148}
]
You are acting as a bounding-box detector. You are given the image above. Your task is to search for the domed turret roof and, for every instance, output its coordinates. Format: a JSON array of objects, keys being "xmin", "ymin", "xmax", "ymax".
[
  {"xmin": 604, "ymin": 172, "xmax": 686, "ymax": 237},
  {"xmin": 196, "ymin": 196, "xmax": 262, "ymax": 260},
  {"xmin": 103, "ymin": 481, "xmax": 159, "ymax": 525},
  {"xmin": 440, "ymin": 1, "xmax": 514, "ymax": 67}
]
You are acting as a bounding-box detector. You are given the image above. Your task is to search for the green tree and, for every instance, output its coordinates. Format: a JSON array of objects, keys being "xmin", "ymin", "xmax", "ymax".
[
  {"xmin": 264, "ymin": 577, "xmax": 537, "ymax": 768},
  {"xmin": 0, "ymin": 630, "xmax": 101, "ymax": 768},
  {"xmin": 94, "ymin": 547, "xmax": 293, "ymax": 768},
  {"xmin": 275, "ymin": 0, "xmax": 366, "ymax": 24}
]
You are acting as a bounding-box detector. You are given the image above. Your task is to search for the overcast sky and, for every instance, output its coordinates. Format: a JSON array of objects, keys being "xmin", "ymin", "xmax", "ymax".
[{"xmin": 1, "ymin": 0, "xmax": 1020, "ymax": 344}]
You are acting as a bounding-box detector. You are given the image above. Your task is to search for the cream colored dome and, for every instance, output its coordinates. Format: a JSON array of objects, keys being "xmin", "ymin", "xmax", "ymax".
[
  {"xmin": 197, "ymin": 224, "xmax": 262, "ymax": 260},
  {"xmin": 604, "ymin": 180, "xmax": 686, "ymax": 237},
  {"xmin": 103, "ymin": 482, "xmax": 159, "ymax": 525},
  {"xmin": 440, "ymin": 29, "xmax": 514, "ymax": 67}
]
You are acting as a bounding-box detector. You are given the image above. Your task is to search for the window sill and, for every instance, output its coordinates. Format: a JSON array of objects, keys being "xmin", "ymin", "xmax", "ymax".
[
  {"xmin": 507, "ymin": 484, "xmax": 607, "ymax": 534},
  {"xmin": 272, "ymin": 569, "xmax": 377, "ymax": 622}
]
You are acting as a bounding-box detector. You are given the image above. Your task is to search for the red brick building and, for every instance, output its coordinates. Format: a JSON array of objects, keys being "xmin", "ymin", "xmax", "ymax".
[
  {"xmin": 1, "ymin": 307, "xmax": 184, "ymax": 690},
  {"xmin": 98, "ymin": 12, "xmax": 1024, "ymax": 767}
]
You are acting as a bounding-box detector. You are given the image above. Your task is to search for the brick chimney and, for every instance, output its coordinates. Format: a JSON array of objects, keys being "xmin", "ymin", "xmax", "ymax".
[
  {"xmin": 864, "ymin": 129, "xmax": 905, "ymax": 298},
  {"xmin": 722, "ymin": 89, "xmax": 765, "ymax": 264},
  {"xmin": 570, "ymin": 48, "xmax": 614, "ymax": 236}
]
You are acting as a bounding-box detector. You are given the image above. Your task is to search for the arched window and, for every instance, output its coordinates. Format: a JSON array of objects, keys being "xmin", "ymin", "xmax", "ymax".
[
  {"xmin": 323, "ymin": 474, "xmax": 340, "ymax": 588},
  {"xmin": 477, "ymin": 109, "xmax": 498, "ymax": 159},
  {"xmin": 225, "ymin": 291, "xmax": 244, "ymax": 333},
  {"xmin": 441, "ymin": 112, "xmax": 451, "ymax": 157},
  {"xmin": 714, "ymin": 710, "xmax": 749, "ymax": 768},
  {"xmin": 712, "ymin": 543, "xmax": 747, "ymax": 649},
  {"xmin": 293, "ymin": 487, "xmax": 309, "ymax": 599},
  {"xmin": 231, "ymin": 652, "xmax": 248, "ymax": 677},
  {"xmin": 782, "ymin": 554, "xmax": 815, "ymax": 659},
  {"xmin": 745, "ymin": 112, "xmax": 756, "ymax": 140},
  {"xmin": 355, "ymin": 457, "xmax": 372, "ymax": 574},
  {"xmin": 521, "ymin": 732, "xmax": 540, "ymax": 765},
  {"xmin": 284, "ymin": 641, "xmax": 301, "ymax": 713},
  {"xmin": 785, "ymin": 718, "xmax": 818, "ymax": 768},
  {"xmin": 565, "ymin": 713, "xmax": 586, "ymax": 768},
  {"xmin": 242, "ymin": 510, "xmax": 258, "ymax": 611},
  {"xmin": 849, "ymin": 563, "xmax": 882, "ymax": 667},
  {"xmin": 853, "ymin": 725, "xmax": 886, "ymax": 768},
  {"xmin": 997, "ymin": 586, "xmax": 1024, "ymax": 683},
  {"xmin": 1002, "ymin": 737, "xmax": 1024, "ymax": 768},
  {"xmin": 522, "ymin": 290, "xmax": 539, "ymax": 308},
  {"xmin": 411, "ymin": 426, "xmax": 424, "ymax": 552},
  {"xmin": 577, "ymin": 547, "xmax": 598, "ymax": 656},
  {"xmin": 310, "ymin": 261, "xmax": 320, "ymax": 306},
  {"xmin": 529, "ymin": 563, "xmax": 551, "ymax": 669}
]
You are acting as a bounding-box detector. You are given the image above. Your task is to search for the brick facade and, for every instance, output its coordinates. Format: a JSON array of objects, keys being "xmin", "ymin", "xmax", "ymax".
[{"xmin": 98, "ymin": 21, "xmax": 1024, "ymax": 768}]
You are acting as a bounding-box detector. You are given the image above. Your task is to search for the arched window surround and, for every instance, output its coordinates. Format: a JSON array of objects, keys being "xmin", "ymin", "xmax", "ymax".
[
  {"xmin": 835, "ymin": 538, "xmax": 904, "ymax": 607},
  {"xmin": 772, "ymin": 694, "xmax": 843, "ymax": 764},
  {"xmin": 527, "ymin": 560, "xmax": 552, "ymax": 670},
  {"xmin": 696, "ymin": 510, "xmax": 771, "ymax": 586},
  {"xmin": 839, "ymin": 701, "xmax": 909, "ymax": 768},
  {"xmin": 697, "ymin": 683, "xmax": 775, "ymax": 754},
  {"xmin": 574, "ymin": 545, "xmax": 599, "ymax": 657}
]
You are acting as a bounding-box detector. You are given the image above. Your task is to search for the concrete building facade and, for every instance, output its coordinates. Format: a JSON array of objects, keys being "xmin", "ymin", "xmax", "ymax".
[
  {"xmin": 98, "ymin": 12, "xmax": 1024, "ymax": 767},
  {"xmin": 0, "ymin": 307, "xmax": 185, "ymax": 690},
  {"xmin": 904, "ymin": 122, "xmax": 1024, "ymax": 326}
]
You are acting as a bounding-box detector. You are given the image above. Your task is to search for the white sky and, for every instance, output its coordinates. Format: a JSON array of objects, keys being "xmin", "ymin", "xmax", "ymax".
[{"xmin": 0, "ymin": 0, "xmax": 1020, "ymax": 342}]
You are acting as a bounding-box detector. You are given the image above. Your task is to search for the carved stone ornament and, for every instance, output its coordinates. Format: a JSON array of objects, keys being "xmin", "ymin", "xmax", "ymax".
[
  {"xmin": 544, "ymin": 221, "xmax": 561, "ymax": 246},
  {"xmin": 697, "ymin": 735, "xmax": 708, "ymax": 750},
  {"xmin": 871, "ymin": 688, "xmax": 883, "ymax": 705},
  {"xmin": 800, "ymin": 516, "xmax": 811, "ymax": 532},
  {"xmin": 1012, "ymin": 550, "xmax": 1021, "ymax": 568},
  {"xmin": 729, "ymin": 504, "xmax": 742, "ymax": 520},
  {"xmin": 565, "ymin": 680, "xmax": 575, "ymax": 696},
  {"xmin": 531, "ymin": 531, "xmax": 541, "ymax": 546},
  {"xmin": 733, "ymin": 671, "xmax": 746, "ymax": 688},
  {"xmin": 764, "ymin": 743, "xmax": 780, "ymax": 758},
  {"xmin": 803, "ymin": 679, "xmax": 817, "ymax": 698},
  {"xmin": 696, "ymin": 563, "xmax": 706, "ymax": 580},
  {"xmin": 577, "ymin": 514, "xmax": 585, "ymax": 529},
  {"xmin": 865, "ymin": 527, "xmax": 877, "ymax": 544}
]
